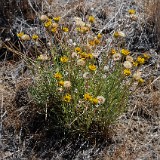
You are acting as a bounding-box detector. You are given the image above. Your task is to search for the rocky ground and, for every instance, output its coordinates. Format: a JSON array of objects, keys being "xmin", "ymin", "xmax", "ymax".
[{"xmin": 0, "ymin": 0, "xmax": 159, "ymax": 159}]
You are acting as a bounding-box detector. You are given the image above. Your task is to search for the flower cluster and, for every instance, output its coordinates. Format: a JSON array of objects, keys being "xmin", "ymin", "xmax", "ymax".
[{"xmin": 111, "ymin": 43, "xmax": 150, "ymax": 82}]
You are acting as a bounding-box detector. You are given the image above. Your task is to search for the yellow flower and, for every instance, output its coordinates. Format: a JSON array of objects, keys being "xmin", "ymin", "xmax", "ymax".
[
  {"xmin": 97, "ymin": 33, "xmax": 102, "ymax": 39},
  {"xmin": 137, "ymin": 56, "xmax": 145, "ymax": 64},
  {"xmin": 88, "ymin": 40, "xmax": 95, "ymax": 46},
  {"xmin": 94, "ymin": 38, "xmax": 100, "ymax": 45},
  {"xmin": 32, "ymin": 34, "xmax": 39, "ymax": 40},
  {"xmin": 58, "ymin": 80, "xmax": 64, "ymax": 86},
  {"xmin": 88, "ymin": 16, "xmax": 95, "ymax": 23},
  {"xmin": 44, "ymin": 20, "xmax": 52, "ymax": 28},
  {"xmin": 75, "ymin": 47, "xmax": 81, "ymax": 53},
  {"xmin": 111, "ymin": 48, "xmax": 116, "ymax": 55},
  {"xmin": 128, "ymin": 9, "xmax": 136, "ymax": 15},
  {"xmin": 143, "ymin": 53, "xmax": 150, "ymax": 60},
  {"xmin": 62, "ymin": 27, "xmax": 69, "ymax": 32},
  {"xmin": 51, "ymin": 27, "xmax": 57, "ymax": 33},
  {"xmin": 17, "ymin": 32, "xmax": 24, "ymax": 38},
  {"xmin": 113, "ymin": 31, "xmax": 119, "ymax": 38},
  {"xmin": 63, "ymin": 93, "xmax": 72, "ymax": 102},
  {"xmin": 91, "ymin": 98, "xmax": 99, "ymax": 105},
  {"xmin": 79, "ymin": 26, "xmax": 90, "ymax": 34},
  {"xmin": 60, "ymin": 56, "xmax": 69, "ymax": 63},
  {"xmin": 53, "ymin": 16, "xmax": 61, "ymax": 23},
  {"xmin": 86, "ymin": 53, "xmax": 93, "ymax": 59},
  {"xmin": 79, "ymin": 52, "xmax": 87, "ymax": 58},
  {"xmin": 76, "ymin": 27, "xmax": 81, "ymax": 32},
  {"xmin": 123, "ymin": 69, "xmax": 131, "ymax": 76},
  {"xmin": 121, "ymin": 49, "xmax": 130, "ymax": 56},
  {"xmin": 89, "ymin": 64, "xmax": 97, "ymax": 71},
  {"xmin": 84, "ymin": 93, "xmax": 92, "ymax": 101},
  {"xmin": 133, "ymin": 61, "xmax": 138, "ymax": 67},
  {"xmin": 54, "ymin": 72, "xmax": 62, "ymax": 79},
  {"xmin": 138, "ymin": 78, "xmax": 145, "ymax": 84}
]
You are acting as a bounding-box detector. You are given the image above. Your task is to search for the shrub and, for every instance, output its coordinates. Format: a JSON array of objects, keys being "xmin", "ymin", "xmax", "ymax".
[{"xmin": 15, "ymin": 14, "xmax": 149, "ymax": 136}]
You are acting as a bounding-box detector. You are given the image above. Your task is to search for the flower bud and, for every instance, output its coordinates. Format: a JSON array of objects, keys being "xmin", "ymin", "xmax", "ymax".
[
  {"xmin": 133, "ymin": 70, "xmax": 142, "ymax": 80},
  {"xmin": 64, "ymin": 81, "xmax": 71, "ymax": 88},
  {"xmin": 21, "ymin": 34, "xmax": 30, "ymax": 41},
  {"xmin": 113, "ymin": 53, "xmax": 122, "ymax": 61},
  {"xmin": 123, "ymin": 61, "xmax": 132, "ymax": 69},
  {"xmin": 40, "ymin": 15, "xmax": 48, "ymax": 21},
  {"xmin": 77, "ymin": 59, "xmax": 86, "ymax": 66}
]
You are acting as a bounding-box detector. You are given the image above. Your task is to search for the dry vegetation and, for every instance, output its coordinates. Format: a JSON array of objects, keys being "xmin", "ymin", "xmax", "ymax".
[{"xmin": 0, "ymin": 0, "xmax": 159, "ymax": 159}]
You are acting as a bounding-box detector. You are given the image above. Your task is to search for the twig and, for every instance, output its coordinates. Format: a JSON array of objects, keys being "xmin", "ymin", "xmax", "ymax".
[
  {"xmin": 99, "ymin": 2, "xmax": 125, "ymax": 33},
  {"xmin": 28, "ymin": 0, "xmax": 38, "ymax": 14},
  {"xmin": 143, "ymin": 76, "xmax": 160, "ymax": 92}
]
